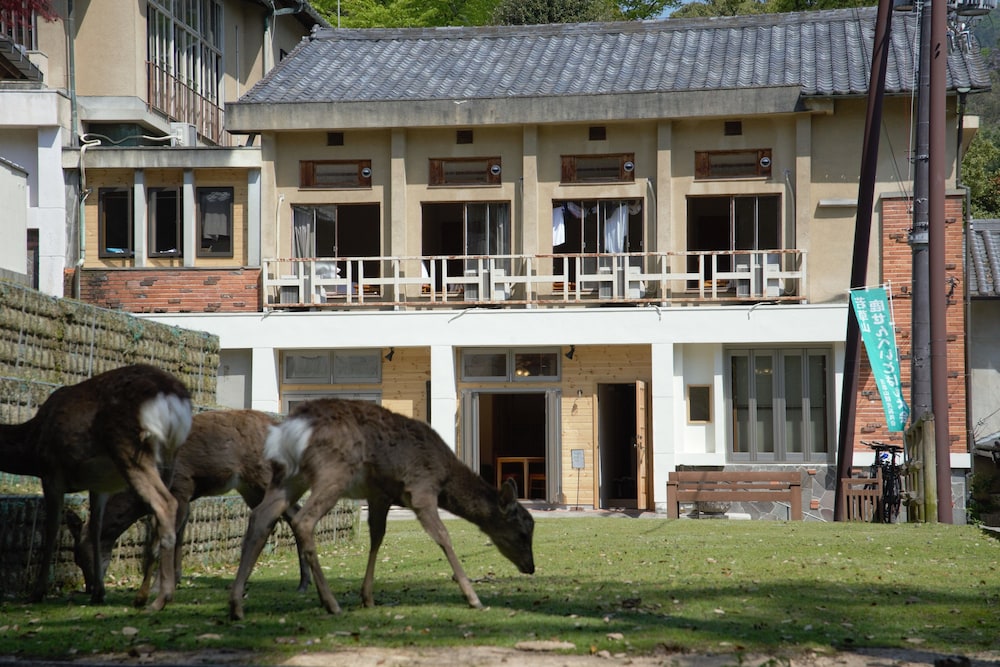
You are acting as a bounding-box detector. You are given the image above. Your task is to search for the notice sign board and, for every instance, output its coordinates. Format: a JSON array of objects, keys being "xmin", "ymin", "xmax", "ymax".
[{"xmin": 571, "ymin": 449, "xmax": 585, "ymax": 469}]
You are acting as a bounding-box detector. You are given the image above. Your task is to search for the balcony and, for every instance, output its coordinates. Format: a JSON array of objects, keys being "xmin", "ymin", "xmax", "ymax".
[
  {"xmin": 146, "ymin": 61, "xmax": 227, "ymax": 145},
  {"xmin": 262, "ymin": 250, "xmax": 807, "ymax": 311}
]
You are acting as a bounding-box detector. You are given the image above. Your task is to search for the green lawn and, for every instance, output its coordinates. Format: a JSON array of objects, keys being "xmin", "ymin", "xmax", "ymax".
[{"xmin": 1, "ymin": 516, "xmax": 997, "ymax": 663}]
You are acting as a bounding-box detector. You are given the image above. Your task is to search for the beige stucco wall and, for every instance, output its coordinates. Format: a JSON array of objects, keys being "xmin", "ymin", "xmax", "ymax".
[{"xmin": 255, "ymin": 89, "xmax": 964, "ymax": 309}]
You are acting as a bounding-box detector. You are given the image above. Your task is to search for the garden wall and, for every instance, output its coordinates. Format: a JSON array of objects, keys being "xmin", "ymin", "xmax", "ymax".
[{"xmin": 0, "ymin": 279, "xmax": 357, "ymax": 598}]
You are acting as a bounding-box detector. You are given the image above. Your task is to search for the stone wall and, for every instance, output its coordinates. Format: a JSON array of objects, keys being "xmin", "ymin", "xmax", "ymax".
[{"xmin": 0, "ymin": 278, "xmax": 219, "ymax": 424}]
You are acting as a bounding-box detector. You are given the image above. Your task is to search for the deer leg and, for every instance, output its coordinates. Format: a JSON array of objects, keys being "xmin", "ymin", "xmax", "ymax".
[
  {"xmin": 360, "ymin": 496, "xmax": 391, "ymax": 608},
  {"xmin": 126, "ymin": 470, "xmax": 178, "ymax": 611},
  {"xmin": 87, "ymin": 491, "xmax": 110, "ymax": 604},
  {"xmin": 133, "ymin": 516, "xmax": 159, "ymax": 607},
  {"xmin": 289, "ymin": 486, "xmax": 346, "ymax": 615},
  {"xmin": 229, "ymin": 486, "xmax": 293, "ymax": 621},
  {"xmin": 30, "ymin": 483, "xmax": 66, "ymax": 603},
  {"xmin": 410, "ymin": 501, "xmax": 483, "ymax": 609},
  {"xmin": 280, "ymin": 503, "xmax": 312, "ymax": 593}
]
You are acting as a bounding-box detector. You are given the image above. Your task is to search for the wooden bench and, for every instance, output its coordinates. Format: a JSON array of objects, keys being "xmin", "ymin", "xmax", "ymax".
[
  {"xmin": 839, "ymin": 469, "xmax": 882, "ymax": 522},
  {"xmin": 666, "ymin": 470, "xmax": 803, "ymax": 520}
]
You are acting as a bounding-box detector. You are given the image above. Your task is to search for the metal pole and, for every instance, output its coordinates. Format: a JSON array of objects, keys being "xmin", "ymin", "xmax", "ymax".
[
  {"xmin": 928, "ymin": 0, "xmax": 953, "ymax": 523},
  {"xmin": 910, "ymin": 0, "xmax": 932, "ymax": 435},
  {"xmin": 835, "ymin": 0, "xmax": 894, "ymax": 521}
]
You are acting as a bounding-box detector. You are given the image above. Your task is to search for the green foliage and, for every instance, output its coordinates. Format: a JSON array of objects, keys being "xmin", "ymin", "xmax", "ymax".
[
  {"xmin": 492, "ymin": 0, "xmax": 618, "ymax": 25},
  {"xmin": 0, "ymin": 518, "xmax": 997, "ymax": 662},
  {"xmin": 962, "ymin": 128, "xmax": 1000, "ymax": 219},
  {"xmin": 312, "ymin": 0, "xmax": 676, "ymax": 27}
]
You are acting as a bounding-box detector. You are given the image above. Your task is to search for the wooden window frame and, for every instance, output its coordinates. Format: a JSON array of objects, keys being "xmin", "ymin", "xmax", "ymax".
[
  {"xmin": 560, "ymin": 153, "xmax": 635, "ymax": 184},
  {"xmin": 196, "ymin": 186, "xmax": 234, "ymax": 258},
  {"xmin": 300, "ymin": 159, "xmax": 372, "ymax": 189},
  {"xmin": 147, "ymin": 186, "xmax": 182, "ymax": 258},
  {"xmin": 429, "ymin": 157, "xmax": 502, "ymax": 186},
  {"xmin": 695, "ymin": 149, "xmax": 772, "ymax": 180},
  {"xmin": 98, "ymin": 187, "xmax": 134, "ymax": 258}
]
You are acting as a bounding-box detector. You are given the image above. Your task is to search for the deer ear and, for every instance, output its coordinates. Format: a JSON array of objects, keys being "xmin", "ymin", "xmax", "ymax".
[{"xmin": 499, "ymin": 478, "xmax": 518, "ymax": 511}]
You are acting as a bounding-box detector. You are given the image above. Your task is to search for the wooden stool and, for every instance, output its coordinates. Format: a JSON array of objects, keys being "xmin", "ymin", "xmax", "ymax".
[{"xmin": 528, "ymin": 473, "xmax": 546, "ymax": 499}]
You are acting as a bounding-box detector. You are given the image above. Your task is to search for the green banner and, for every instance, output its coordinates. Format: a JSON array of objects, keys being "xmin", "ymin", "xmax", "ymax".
[{"xmin": 850, "ymin": 286, "xmax": 910, "ymax": 431}]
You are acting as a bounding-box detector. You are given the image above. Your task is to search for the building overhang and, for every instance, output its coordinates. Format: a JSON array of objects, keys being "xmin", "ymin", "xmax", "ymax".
[
  {"xmin": 225, "ymin": 86, "xmax": 806, "ymax": 133},
  {"xmin": 61, "ymin": 146, "xmax": 262, "ymax": 170}
]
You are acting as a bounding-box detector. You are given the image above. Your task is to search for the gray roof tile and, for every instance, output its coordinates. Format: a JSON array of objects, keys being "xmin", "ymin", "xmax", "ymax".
[
  {"xmin": 969, "ymin": 220, "xmax": 1000, "ymax": 297},
  {"xmin": 236, "ymin": 7, "xmax": 990, "ymax": 106}
]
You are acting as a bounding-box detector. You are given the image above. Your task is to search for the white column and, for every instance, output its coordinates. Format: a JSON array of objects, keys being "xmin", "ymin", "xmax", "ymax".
[
  {"xmin": 133, "ymin": 169, "xmax": 147, "ymax": 266},
  {"xmin": 183, "ymin": 169, "xmax": 196, "ymax": 266},
  {"xmin": 247, "ymin": 168, "xmax": 261, "ymax": 266},
  {"xmin": 430, "ymin": 344, "xmax": 457, "ymax": 452},
  {"xmin": 250, "ymin": 346, "xmax": 281, "ymax": 413},
  {"xmin": 650, "ymin": 341, "xmax": 676, "ymax": 511}
]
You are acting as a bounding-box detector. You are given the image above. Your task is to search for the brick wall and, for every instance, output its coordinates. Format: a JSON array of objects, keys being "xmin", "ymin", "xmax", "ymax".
[
  {"xmin": 854, "ymin": 196, "xmax": 967, "ymax": 454},
  {"xmin": 68, "ymin": 267, "xmax": 261, "ymax": 314}
]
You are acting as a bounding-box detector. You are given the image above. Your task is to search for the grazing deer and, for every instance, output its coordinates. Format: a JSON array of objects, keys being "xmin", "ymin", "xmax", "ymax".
[
  {"xmin": 0, "ymin": 364, "xmax": 192, "ymax": 609},
  {"xmin": 71, "ymin": 409, "xmax": 311, "ymax": 606},
  {"xmin": 228, "ymin": 398, "xmax": 536, "ymax": 620}
]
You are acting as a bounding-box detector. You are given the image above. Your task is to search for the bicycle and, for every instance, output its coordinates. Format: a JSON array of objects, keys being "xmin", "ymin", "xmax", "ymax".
[{"xmin": 861, "ymin": 440, "xmax": 905, "ymax": 523}]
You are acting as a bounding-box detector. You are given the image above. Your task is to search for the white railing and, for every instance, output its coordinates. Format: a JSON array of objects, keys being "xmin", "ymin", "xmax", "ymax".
[{"xmin": 261, "ymin": 250, "xmax": 807, "ymax": 310}]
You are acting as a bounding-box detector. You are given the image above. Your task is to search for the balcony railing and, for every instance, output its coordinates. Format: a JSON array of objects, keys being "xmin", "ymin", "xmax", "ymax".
[
  {"xmin": 262, "ymin": 250, "xmax": 807, "ymax": 310},
  {"xmin": 146, "ymin": 61, "xmax": 227, "ymax": 145}
]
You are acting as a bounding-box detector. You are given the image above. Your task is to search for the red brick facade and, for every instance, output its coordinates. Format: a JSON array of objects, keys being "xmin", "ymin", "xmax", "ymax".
[
  {"xmin": 65, "ymin": 268, "xmax": 261, "ymax": 314},
  {"xmin": 853, "ymin": 196, "xmax": 967, "ymax": 454}
]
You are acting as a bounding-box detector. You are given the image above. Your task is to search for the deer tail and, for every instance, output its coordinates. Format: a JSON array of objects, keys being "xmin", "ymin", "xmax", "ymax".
[
  {"xmin": 139, "ymin": 393, "xmax": 194, "ymax": 464},
  {"xmin": 264, "ymin": 417, "xmax": 312, "ymax": 478}
]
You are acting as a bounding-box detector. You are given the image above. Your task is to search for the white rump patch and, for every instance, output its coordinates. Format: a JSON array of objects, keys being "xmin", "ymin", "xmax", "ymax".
[
  {"xmin": 139, "ymin": 393, "xmax": 193, "ymax": 464},
  {"xmin": 264, "ymin": 417, "xmax": 313, "ymax": 478}
]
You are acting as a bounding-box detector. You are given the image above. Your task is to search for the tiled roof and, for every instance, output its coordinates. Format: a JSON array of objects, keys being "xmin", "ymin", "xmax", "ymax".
[
  {"xmin": 968, "ymin": 220, "xmax": 1000, "ymax": 298},
  {"xmin": 236, "ymin": 7, "xmax": 990, "ymax": 106}
]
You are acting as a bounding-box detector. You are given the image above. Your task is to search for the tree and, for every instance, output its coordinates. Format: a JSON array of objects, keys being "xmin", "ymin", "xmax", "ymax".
[
  {"xmin": 492, "ymin": 0, "xmax": 618, "ymax": 25},
  {"xmin": 314, "ymin": 0, "xmax": 677, "ymax": 28},
  {"xmin": 962, "ymin": 128, "xmax": 1000, "ymax": 219},
  {"xmin": 0, "ymin": 0, "xmax": 58, "ymax": 25}
]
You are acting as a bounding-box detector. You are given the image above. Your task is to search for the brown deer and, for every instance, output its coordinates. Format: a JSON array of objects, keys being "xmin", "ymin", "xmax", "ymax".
[
  {"xmin": 229, "ymin": 398, "xmax": 536, "ymax": 620},
  {"xmin": 71, "ymin": 409, "xmax": 311, "ymax": 605},
  {"xmin": 0, "ymin": 364, "xmax": 192, "ymax": 609}
]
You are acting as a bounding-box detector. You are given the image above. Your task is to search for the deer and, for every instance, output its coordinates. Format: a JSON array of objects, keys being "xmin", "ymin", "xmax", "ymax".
[
  {"xmin": 71, "ymin": 409, "xmax": 311, "ymax": 606},
  {"xmin": 228, "ymin": 398, "xmax": 536, "ymax": 620},
  {"xmin": 0, "ymin": 363, "xmax": 192, "ymax": 610}
]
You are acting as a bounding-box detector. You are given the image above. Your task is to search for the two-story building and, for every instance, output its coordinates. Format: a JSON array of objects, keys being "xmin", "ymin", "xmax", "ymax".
[
  {"xmin": 0, "ymin": 0, "xmax": 326, "ymax": 295},
  {"xmin": 7, "ymin": 5, "xmax": 988, "ymax": 517}
]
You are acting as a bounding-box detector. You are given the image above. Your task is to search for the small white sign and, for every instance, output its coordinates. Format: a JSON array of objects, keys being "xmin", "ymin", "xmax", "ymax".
[{"xmin": 571, "ymin": 449, "xmax": 585, "ymax": 469}]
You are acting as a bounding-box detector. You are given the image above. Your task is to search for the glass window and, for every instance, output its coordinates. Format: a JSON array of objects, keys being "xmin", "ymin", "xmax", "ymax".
[
  {"xmin": 695, "ymin": 149, "xmax": 772, "ymax": 179},
  {"xmin": 197, "ymin": 187, "xmax": 232, "ymax": 257},
  {"xmin": 728, "ymin": 348, "xmax": 832, "ymax": 462},
  {"xmin": 429, "ymin": 157, "xmax": 501, "ymax": 186},
  {"xmin": 148, "ymin": 187, "xmax": 181, "ymax": 257},
  {"xmin": 560, "ymin": 154, "xmax": 635, "ymax": 183},
  {"xmin": 332, "ymin": 350, "xmax": 381, "ymax": 384},
  {"xmin": 300, "ymin": 160, "xmax": 372, "ymax": 188},
  {"xmin": 98, "ymin": 188, "xmax": 133, "ymax": 258},
  {"xmin": 283, "ymin": 350, "xmax": 382, "ymax": 384},
  {"xmin": 461, "ymin": 349, "xmax": 560, "ymax": 382},
  {"xmin": 462, "ymin": 350, "xmax": 508, "ymax": 380}
]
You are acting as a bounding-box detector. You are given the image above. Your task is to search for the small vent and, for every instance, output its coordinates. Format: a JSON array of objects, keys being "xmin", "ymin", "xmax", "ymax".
[
  {"xmin": 724, "ymin": 121, "xmax": 743, "ymax": 136},
  {"xmin": 327, "ymin": 132, "xmax": 344, "ymax": 146},
  {"xmin": 456, "ymin": 129, "xmax": 473, "ymax": 144},
  {"xmin": 589, "ymin": 126, "xmax": 607, "ymax": 141}
]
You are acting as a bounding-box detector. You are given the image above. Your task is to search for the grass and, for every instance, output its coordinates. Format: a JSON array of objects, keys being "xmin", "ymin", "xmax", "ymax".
[{"xmin": 1, "ymin": 516, "xmax": 998, "ymax": 663}]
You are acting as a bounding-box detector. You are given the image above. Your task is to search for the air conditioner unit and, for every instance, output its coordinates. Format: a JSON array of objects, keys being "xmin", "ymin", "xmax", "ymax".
[{"xmin": 170, "ymin": 122, "xmax": 198, "ymax": 147}]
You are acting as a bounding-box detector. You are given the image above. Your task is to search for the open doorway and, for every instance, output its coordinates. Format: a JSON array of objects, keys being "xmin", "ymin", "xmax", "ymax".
[
  {"xmin": 598, "ymin": 382, "xmax": 648, "ymax": 509},
  {"xmin": 462, "ymin": 391, "xmax": 559, "ymax": 502}
]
